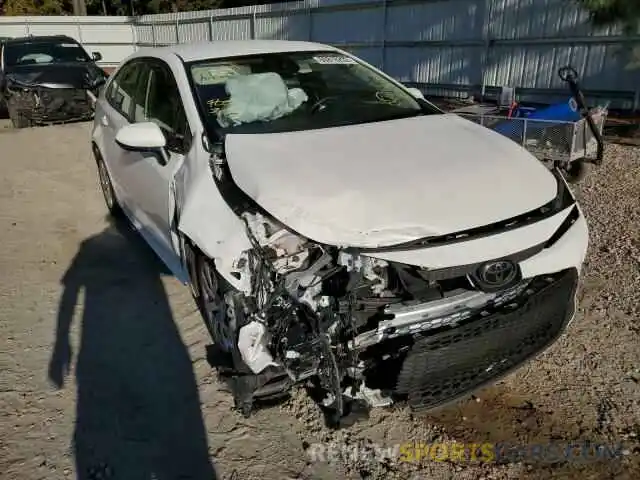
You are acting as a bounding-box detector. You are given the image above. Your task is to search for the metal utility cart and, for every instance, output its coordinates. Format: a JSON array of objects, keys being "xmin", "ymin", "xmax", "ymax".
[{"xmin": 451, "ymin": 66, "xmax": 607, "ymax": 183}]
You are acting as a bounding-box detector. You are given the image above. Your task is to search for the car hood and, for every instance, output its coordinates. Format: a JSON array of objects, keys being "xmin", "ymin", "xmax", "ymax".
[
  {"xmin": 224, "ymin": 113, "xmax": 559, "ymax": 248},
  {"xmin": 4, "ymin": 62, "xmax": 105, "ymax": 89}
]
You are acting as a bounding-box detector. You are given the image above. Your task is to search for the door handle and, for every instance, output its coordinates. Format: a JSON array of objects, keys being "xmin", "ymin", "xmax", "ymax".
[{"xmin": 101, "ymin": 115, "xmax": 109, "ymax": 127}]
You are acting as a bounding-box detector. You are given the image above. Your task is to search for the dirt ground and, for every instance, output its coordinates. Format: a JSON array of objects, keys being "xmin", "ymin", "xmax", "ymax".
[{"xmin": 0, "ymin": 119, "xmax": 639, "ymax": 480}]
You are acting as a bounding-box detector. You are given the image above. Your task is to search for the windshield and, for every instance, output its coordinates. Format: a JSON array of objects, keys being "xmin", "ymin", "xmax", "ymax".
[
  {"xmin": 188, "ymin": 50, "xmax": 439, "ymax": 135},
  {"xmin": 4, "ymin": 40, "xmax": 91, "ymax": 67}
]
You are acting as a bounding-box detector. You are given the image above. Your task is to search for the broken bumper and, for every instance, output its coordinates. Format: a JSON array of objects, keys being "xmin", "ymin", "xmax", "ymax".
[
  {"xmin": 389, "ymin": 267, "xmax": 578, "ymax": 411},
  {"xmin": 8, "ymin": 86, "xmax": 95, "ymax": 124}
]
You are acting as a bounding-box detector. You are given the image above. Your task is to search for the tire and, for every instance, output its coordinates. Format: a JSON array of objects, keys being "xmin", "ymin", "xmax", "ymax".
[
  {"xmin": 184, "ymin": 240, "xmax": 201, "ymax": 302},
  {"xmin": 190, "ymin": 247, "xmax": 293, "ymax": 413},
  {"xmin": 94, "ymin": 148, "xmax": 123, "ymax": 218},
  {"xmin": 8, "ymin": 103, "xmax": 32, "ymax": 128},
  {"xmin": 193, "ymin": 251, "xmax": 238, "ymax": 353},
  {"xmin": 561, "ymin": 160, "xmax": 591, "ymax": 184}
]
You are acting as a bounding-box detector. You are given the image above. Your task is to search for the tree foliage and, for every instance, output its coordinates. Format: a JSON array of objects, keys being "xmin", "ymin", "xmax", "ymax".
[
  {"xmin": 0, "ymin": 0, "xmax": 283, "ymax": 15},
  {"xmin": 2, "ymin": 0, "xmax": 71, "ymax": 15},
  {"xmin": 576, "ymin": 0, "xmax": 640, "ymax": 32}
]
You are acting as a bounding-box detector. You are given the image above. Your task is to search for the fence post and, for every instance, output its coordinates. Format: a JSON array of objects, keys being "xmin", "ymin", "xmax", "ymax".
[
  {"xmin": 209, "ymin": 14, "xmax": 214, "ymax": 41},
  {"xmin": 250, "ymin": 6, "xmax": 257, "ymax": 40},
  {"xmin": 480, "ymin": 0, "xmax": 494, "ymax": 101},
  {"xmin": 381, "ymin": 0, "xmax": 388, "ymax": 71},
  {"xmin": 151, "ymin": 22, "xmax": 156, "ymax": 47},
  {"xmin": 131, "ymin": 19, "xmax": 138, "ymax": 52},
  {"xmin": 307, "ymin": 2, "xmax": 313, "ymax": 41},
  {"xmin": 175, "ymin": 18, "xmax": 180, "ymax": 44},
  {"xmin": 76, "ymin": 18, "xmax": 83, "ymax": 46}
]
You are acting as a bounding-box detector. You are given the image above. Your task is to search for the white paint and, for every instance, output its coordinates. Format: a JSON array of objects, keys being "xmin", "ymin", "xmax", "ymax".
[
  {"xmin": 115, "ymin": 122, "xmax": 166, "ymax": 150},
  {"xmin": 225, "ymin": 112, "xmax": 558, "ymax": 248},
  {"xmin": 93, "ymin": 39, "xmax": 588, "ymax": 308},
  {"xmin": 237, "ymin": 321, "xmax": 278, "ymax": 374}
]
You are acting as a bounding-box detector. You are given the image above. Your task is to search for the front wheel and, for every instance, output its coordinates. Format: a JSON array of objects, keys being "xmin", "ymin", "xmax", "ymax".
[
  {"xmin": 560, "ymin": 160, "xmax": 591, "ymax": 184},
  {"xmin": 7, "ymin": 101, "xmax": 32, "ymax": 128},
  {"xmin": 193, "ymin": 252, "xmax": 237, "ymax": 352}
]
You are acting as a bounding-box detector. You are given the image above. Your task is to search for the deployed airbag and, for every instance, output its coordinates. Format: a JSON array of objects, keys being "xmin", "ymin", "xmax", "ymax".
[{"xmin": 218, "ymin": 72, "xmax": 307, "ymax": 127}]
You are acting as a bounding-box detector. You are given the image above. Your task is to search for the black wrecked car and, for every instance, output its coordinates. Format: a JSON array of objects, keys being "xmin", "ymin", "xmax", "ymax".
[{"xmin": 0, "ymin": 35, "xmax": 107, "ymax": 128}]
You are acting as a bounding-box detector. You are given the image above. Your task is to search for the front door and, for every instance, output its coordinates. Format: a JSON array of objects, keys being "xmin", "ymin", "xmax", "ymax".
[
  {"xmin": 115, "ymin": 59, "xmax": 192, "ymax": 264},
  {"xmin": 99, "ymin": 57, "xmax": 191, "ymax": 266}
]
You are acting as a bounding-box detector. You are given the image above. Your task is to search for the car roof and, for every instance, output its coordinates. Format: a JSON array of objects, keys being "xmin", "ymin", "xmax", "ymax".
[
  {"xmin": 4, "ymin": 35, "xmax": 79, "ymax": 45},
  {"xmin": 138, "ymin": 40, "xmax": 340, "ymax": 63}
]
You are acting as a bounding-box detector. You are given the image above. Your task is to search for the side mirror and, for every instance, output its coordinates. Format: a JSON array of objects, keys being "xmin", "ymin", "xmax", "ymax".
[
  {"xmin": 115, "ymin": 122, "xmax": 168, "ymax": 163},
  {"xmin": 92, "ymin": 51, "xmax": 103, "ymax": 62},
  {"xmin": 406, "ymin": 87, "xmax": 425, "ymax": 100}
]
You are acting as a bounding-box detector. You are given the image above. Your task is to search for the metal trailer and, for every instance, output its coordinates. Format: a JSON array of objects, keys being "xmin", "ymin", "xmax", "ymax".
[{"xmin": 451, "ymin": 66, "xmax": 607, "ymax": 184}]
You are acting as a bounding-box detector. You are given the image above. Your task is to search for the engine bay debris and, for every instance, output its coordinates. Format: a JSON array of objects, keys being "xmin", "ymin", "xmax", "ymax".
[{"xmin": 198, "ymin": 203, "xmax": 573, "ymax": 426}]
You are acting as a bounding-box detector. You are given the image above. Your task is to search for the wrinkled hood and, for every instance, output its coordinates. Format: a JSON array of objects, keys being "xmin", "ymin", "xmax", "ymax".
[
  {"xmin": 224, "ymin": 113, "xmax": 559, "ymax": 248},
  {"xmin": 5, "ymin": 62, "xmax": 105, "ymax": 89}
]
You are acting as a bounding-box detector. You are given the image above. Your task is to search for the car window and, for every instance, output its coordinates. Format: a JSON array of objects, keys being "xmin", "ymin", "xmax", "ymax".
[
  {"xmin": 106, "ymin": 60, "xmax": 147, "ymax": 121},
  {"xmin": 3, "ymin": 39, "xmax": 91, "ymax": 67},
  {"xmin": 131, "ymin": 65, "xmax": 150, "ymax": 123},
  {"xmin": 188, "ymin": 50, "xmax": 440, "ymax": 136},
  {"xmin": 144, "ymin": 62, "xmax": 190, "ymax": 154}
]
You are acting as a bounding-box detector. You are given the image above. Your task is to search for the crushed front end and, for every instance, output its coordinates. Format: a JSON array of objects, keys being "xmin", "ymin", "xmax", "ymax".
[
  {"xmin": 6, "ymin": 82, "xmax": 96, "ymax": 126},
  {"xmin": 4, "ymin": 71, "xmax": 104, "ymax": 127},
  {"xmin": 202, "ymin": 166, "xmax": 586, "ymax": 424}
]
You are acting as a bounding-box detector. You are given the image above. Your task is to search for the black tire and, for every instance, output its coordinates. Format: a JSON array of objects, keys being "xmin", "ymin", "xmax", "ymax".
[
  {"xmin": 0, "ymin": 96, "xmax": 8, "ymax": 118},
  {"xmin": 8, "ymin": 103, "xmax": 32, "ymax": 128},
  {"xmin": 561, "ymin": 160, "xmax": 591, "ymax": 184},
  {"xmin": 193, "ymin": 251, "xmax": 238, "ymax": 353},
  {"xmin": 94, "ymin": 147, "xmax": 123, "ymax": 218},
  {"xmin": 184, "ymin": 240, "xmax": 201, "ymax": 302}
]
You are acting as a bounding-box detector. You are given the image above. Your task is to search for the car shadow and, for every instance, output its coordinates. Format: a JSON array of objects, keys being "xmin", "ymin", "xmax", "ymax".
[{"xmin": 47, "ymin": 215, "xmax": 218, "ymax": 480}]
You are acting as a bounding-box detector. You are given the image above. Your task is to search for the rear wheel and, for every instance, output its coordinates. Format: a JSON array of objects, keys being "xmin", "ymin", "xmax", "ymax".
[{"xmin": 94, "ymin": 148, "xmax": 123, "ymax": 217}]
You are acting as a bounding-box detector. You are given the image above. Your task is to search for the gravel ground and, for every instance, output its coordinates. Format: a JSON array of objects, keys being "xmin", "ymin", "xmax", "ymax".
[{"xmin": 0, "ymin": 120, "xmax": 639, "ymax": 480}]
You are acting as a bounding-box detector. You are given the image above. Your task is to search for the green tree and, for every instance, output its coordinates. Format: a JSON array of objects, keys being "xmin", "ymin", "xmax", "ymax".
[
  {"xmin": 576, "ymin": 0, "xmax": 640, "ymax": 70},
  {"xmin": 576, "ymin": 0, "xmax": 640, "ymax": 33},
  {"xmin": 2, "ymin": 0, "xmax": 69, "ymax": 15}
]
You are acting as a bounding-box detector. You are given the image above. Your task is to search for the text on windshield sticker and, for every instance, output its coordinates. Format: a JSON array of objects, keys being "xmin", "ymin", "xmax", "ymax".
[{"xmin": 312, "ymin": 55, "xmax": 357, "ymax": 65}]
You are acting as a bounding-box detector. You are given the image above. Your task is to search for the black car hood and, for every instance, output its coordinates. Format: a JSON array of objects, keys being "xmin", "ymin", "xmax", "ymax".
[{"xmin": 5, "ymin": 62, "xmax": 106, "ymax": 89}]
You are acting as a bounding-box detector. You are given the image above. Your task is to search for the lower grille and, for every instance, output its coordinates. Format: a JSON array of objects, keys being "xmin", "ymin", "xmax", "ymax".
[
  {"xmin": 9, "ymin": 87, "xmax": 93, "ymax": 124},
  {"xmin": 394, "ymin": 268, "xmax": 578, "ymax": 411},
  {"xmin": 33, "ymin": 88, "xmax": 93, "ymax": 123}
]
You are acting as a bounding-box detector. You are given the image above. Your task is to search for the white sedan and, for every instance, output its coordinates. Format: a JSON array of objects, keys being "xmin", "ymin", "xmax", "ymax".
[{"xmin": 91, "ymin": 40, "xmax": 588, "ymax": 423}]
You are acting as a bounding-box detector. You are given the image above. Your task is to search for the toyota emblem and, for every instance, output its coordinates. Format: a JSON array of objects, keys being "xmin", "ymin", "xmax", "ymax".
[{"xmin": 475, "ymin": 260, "xmax": 518, "ymax": 290}]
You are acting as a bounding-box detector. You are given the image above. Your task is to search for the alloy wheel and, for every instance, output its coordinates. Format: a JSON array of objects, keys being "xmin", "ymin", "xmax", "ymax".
[
  {"xmin": 97, "ymin": 159, "xmax": 115, "ymax": 211},
  {"xmin": 198, "ymin": 258, "xmax": 235, "ymax": 351}
]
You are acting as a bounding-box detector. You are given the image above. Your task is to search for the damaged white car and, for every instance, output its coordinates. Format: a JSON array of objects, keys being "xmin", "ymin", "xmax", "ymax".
[{"xmin": 91, "ymin": 40, "xmax": 588, "ymax": 424}]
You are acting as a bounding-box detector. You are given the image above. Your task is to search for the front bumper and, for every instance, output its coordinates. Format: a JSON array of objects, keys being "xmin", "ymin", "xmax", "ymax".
[
  {"xmin": 8, "ymin": 86, "xmax": 94, "ymax": 124},
  {"xmin": 391, "ymin": 267, "xmax": 578, "ymax": 412}
]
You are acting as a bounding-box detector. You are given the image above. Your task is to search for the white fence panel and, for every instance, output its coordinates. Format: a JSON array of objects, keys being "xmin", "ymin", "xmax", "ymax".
[{"xmin": 1, "ymin": 0, "xmax": 638, "ymax": 108}]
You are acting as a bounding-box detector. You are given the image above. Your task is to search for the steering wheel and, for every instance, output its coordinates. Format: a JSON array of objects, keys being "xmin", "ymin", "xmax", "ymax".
[
  {"xmin": 558, "ymin": 66, "xmax": 579, "ymax": 82},
  {"xmin": 309, "ymin": 95, "xmax": 340, "ymax": 113}
]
